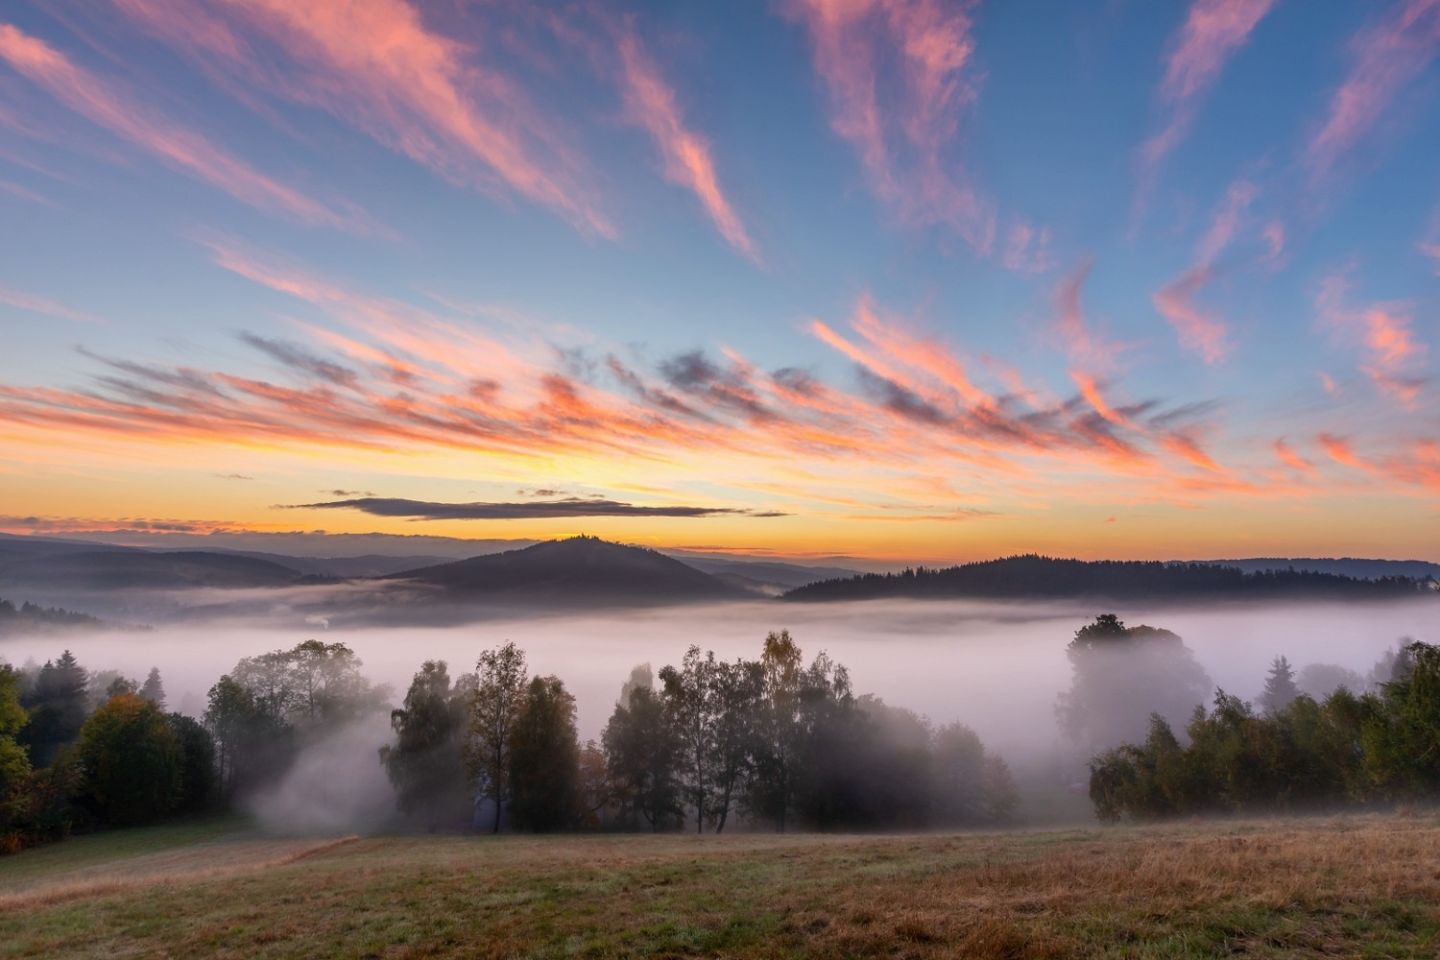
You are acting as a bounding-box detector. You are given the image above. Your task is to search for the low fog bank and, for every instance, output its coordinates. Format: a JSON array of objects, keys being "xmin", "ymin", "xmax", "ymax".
[
  {"xmin": 3, "ymin": 596, "xmax": 1432, "ymax": 830},
  {"xmin": 243, "ymin": 715, "xmax": 398, "ymax": 835}
]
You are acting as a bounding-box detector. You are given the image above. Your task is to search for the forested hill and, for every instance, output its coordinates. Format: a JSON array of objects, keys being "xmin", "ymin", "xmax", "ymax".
[
  {"xmin": 0, "ymin": 597, "xmax": 103, "ymax": 633},
  {"xmin": 781, "ymin": 555, "xmax": 1437, "ymax": 602}
]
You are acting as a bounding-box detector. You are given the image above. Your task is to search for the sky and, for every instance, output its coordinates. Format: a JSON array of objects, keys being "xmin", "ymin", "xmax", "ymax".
[{"xmin": 0, "ymin": 0, "xmax": 1436, "ymax": 564}]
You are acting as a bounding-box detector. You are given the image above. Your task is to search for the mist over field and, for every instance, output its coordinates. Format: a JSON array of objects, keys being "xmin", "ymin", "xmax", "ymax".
[{"xmin": 2, "ymin": 596, "xmax": 1430, "ymax": 761}]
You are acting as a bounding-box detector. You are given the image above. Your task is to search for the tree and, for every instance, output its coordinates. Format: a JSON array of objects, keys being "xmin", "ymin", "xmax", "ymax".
[
  {"xmin": 140, "ymin": 668, "xmax": 166, "ymax": 709},
  {"xmin": 167, "ymin": 713, "xmax": 217, "ymax": 813},
  {"xmin": 20, "ymin": 651, "xmax": 90, "ymax": 768},
  {"xmin": 380, "ymin": 661, "xmax": 473, "ymax": 831},
  {"xmin": 1057, "ymin": 615, "xmax": 1212, "ymax": 754},
  {"xmin": 1362, "ymin": 641, "xmax": 1440, "ymax": 798},
  {"xmin": 931, "ymin": 722, "xmax": 986, "ymax": 824},
  {"xmin": 77, "ymin": 694, "xmax": 182, "ymax": 825},
  {"xmin": 1297, "ymin": 662, "xmax": 1364, "ymax": 699},
  {"xmin": 709, "ymin": 657, "xmax": 763, "ymax": 832},
  {"xmin": 576, "ymin": 739, "xmax": 610, "ymax": 827},
  {"xmin": 509, "ymin": 675, "xmax": 581, "ymax": 831},
  {"xmin": 87, "ymin": 670, "xmax": 134, "ymax": 710},
  {"xmin": 603, "ymin": 681, "xmax": 682, "ymax": 830},
  {"xmin": 749, "ymin": 630, "xmax": 804, "ymax": 832},
  {"xmin": 0, "ymin": 665, "xmax": 33, "ymax": 845},
  {"xmin": 469, "ymin": 642, "xmax": 527, "ymax": 833},
  {"xmin": 1261, "ymin": 656, "xmax": 1300, "ymax": 714},
  {"xmin": 659, "ymin": 646, "xmax": 717, "ymax": 832},
  {"xmin": 232, "ymin": 640, "xmax": 382, "ymax": 728},
  {"xmin": 980, "ymin": 754, "xmax": 1021, "ymax": 823},
  {"xmin": 204, "ymin": 674, "xmax": 287, "ymax": 797}
]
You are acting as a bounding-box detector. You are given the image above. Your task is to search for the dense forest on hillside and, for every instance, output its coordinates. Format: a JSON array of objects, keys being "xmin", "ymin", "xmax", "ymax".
[{"xmin": 784, "ymin": 555, "xmax": 1435, "ymax": 602}]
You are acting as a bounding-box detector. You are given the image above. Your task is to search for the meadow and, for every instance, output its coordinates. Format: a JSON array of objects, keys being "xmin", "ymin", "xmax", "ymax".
[{"xmin": 3, "ymin": 813, "xmax": 1439, "ymax": 958}]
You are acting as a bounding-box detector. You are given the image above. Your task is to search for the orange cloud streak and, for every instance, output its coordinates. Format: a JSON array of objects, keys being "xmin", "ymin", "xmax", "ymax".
[
  {"xmin": 1272, "ymin": 439, "xmax": 1315, "ymax": 475},
  {"xmin": 1318, "ymin": 433, "xmax": 1374, "ymax": 473}
]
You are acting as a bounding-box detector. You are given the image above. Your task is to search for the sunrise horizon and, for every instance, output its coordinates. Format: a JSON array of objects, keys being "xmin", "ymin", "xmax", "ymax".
[{"xmin": 1, "ymin": 1, "xmax": 1436, "ymax": 565}]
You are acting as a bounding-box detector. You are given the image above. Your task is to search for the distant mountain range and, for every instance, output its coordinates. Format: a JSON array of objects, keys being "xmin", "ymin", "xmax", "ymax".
[
  {"xmin": 0, "ymin": 534, "xmax": 1435, "ymax": 618},
  {"xmin": 0, "ymin": 533, "xmax": 851, "ymax": 598},
  {"xmin": 784, "ymin": 555, "xmax": 1438, "ymax": 602}
]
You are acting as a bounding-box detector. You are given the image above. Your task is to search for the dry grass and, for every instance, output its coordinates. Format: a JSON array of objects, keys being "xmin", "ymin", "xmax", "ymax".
[
  {"xmin": 0, "ymin": 835, "xmax": 360, "ymax": 910},
  {"xmin": 2, "ymin": 813, "xmax": 1439, "ymax": 958}
]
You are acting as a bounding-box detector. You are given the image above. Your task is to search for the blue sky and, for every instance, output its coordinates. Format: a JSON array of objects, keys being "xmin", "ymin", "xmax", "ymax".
[{"xmin": 0, "ymin": 0, "xmax": 1436, "ymax": 561}]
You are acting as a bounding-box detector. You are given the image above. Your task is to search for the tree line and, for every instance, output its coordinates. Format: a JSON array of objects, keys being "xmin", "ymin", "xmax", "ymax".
[
  {"xmin": 0, "ymin": 653, "xmax": 211, "ymax": 852},
  {"xmin": 0, "ymin": 597, "xmax": 101, "ymax": 634},
  {"xmin": 1083, "ymin": 626, "xmax": 1440, "ymax": 821},
  {"xmin": 385, "ymin": 631, "xmax": 1019, "ymax": 834},
  {"xmin": 0, "ymin": 630, "xmax": 1017, "ymax": 851},
  {"xmin": 785, "ymin": 555, "xmax": 1434, "ymax": 601}
]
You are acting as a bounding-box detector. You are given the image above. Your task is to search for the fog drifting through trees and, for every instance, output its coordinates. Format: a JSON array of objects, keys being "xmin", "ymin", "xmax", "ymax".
[{"xmin": 1, "ymin": 596, "xmax": 1432, "ymax": 833}]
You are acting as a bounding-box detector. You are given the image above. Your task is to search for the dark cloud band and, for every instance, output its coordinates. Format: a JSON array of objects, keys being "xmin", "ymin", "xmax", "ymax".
[{"xmin": 282, "ymin": 497, "xmax": 787, "ymax": 520}]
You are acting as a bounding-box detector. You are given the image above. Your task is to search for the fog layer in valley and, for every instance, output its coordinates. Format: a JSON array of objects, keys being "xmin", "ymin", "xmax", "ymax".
[{"xmin": 5, "ymin": 597, "xmax": 1432, "ymax": 752}]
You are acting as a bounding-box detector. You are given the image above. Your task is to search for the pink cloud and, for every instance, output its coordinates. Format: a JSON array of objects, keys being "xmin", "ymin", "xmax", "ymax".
[
  {"xmin": 1272, "ymin": 438, "xmax": 1315, "ymax": 474},
  {"xmin": 786, "ymin": 0, "xmax": 993, "ymax": 251},
  {"xmin": 0, "ymin": 22, "xmax": 360, "ymax": 229},
  {"xmin": 1316, "ymin": 269, "xmax": 1428, "ymax": 407},
  {"xmin": 1154, "ymin": 265, "xmax": 1229, "ymax": 364},
  {"xmin": 614, "ymin": 26, "xmax": 759, "ymax": 263},
  {"xmin": 1151, "ymin": 179, "xmax": 1257, "ymax": 364},
  {"xmin": 1054, "ymin": 260, "xmax": 1123, "ymax": 371},
  {"xmin": 1003, "ymin": 220, "xmax": 1054, "ymax": 273},
  {"xmin": 1160, "ymin": 0, "xmax": 1277, "ymax": 101},
  {"xmin": 1140, "ymin": 0, "xmax": 1276, "ymax": 177},
  {"xmin": 1318, "ymin": 433, "xmax": 1375, "ymax": 473},
  {"xmin": 110, "ymin": 0, "xmax": 614, "ymax": 238},
  {"xmin": 0, "ymin": 177, "xmax": 51, "ymax": 206},
  {"xmin": 1195, "ymin": 179, "xmax": 1257, "ymax": 263},
  {"xmin": 0, "ymin": 283, "xmax": 100, "ymax": 324},
  {"xmin": 1421, "ymin": 240, "xmax": 1440, "ymax": 272},
  {"xmin": 1262, "ymin": 220, "xmax": 1286, "ymax": 262},
  {"xmin": 1307, "ymin": 0, "xmax": 1440, "ymax": 176}
]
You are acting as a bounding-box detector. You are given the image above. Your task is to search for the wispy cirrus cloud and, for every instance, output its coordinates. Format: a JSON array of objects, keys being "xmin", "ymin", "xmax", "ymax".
[
  {"xmin": 284, "ymin": 496, "xmax": 786, "ymax": 520},
  {"xmin": 0, "ymin": 177, "xmax": 52, "ymax": 206},
  {"xmin": 614, "ymin": 24, "xmax": 759, "ymax": 263},
  {"xmin": 785, "ymin": 0, "xmax": 993, "ymax": 251},
  {"xmin": 0, "ymin": 22, "xmax": 363, "ymax": 230},
  {"xmin": 1316, "ymin": 268, "xmax": 1429, "ymax": 407},
  {"xmin": 1271, "ymin": 439, "xmax": 1315, "ymax": 475},
  {"xmin": 1306, "ymin": 0, "xmax": 1440, "ymax": 177},
  {"xmin": 109, "ymin": 0, "xmax": 614, "ymax": 237},
  {"xmin": 1317, "ymin": 432, "xmax": 1375, "ymax": 473},
  {"xmin": 0, "ymin": 283, "xmax": 100, "ymax": 324},
  {"xmin": 1153, "ymin": 179, "xmax": 1258, "ymax": 363},
  {"xmin": 1139, "ymin": 0, "xmax": 1276, "ymax": 189},
  {"xmin": 1054, "ymin": 260, "xmax": 1125, "ymax": 372}
]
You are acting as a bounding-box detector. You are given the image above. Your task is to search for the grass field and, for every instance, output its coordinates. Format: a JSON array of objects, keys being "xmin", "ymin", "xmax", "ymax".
[{"xmin": 2, "ymin": 813, "xmax": 1439, "ymax": 958}]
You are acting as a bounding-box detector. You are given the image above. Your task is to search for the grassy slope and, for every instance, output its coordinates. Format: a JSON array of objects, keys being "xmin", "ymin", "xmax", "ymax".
[{"xmin": 2, "ymin": 814, "xmax": 1439, "ymax": 958}]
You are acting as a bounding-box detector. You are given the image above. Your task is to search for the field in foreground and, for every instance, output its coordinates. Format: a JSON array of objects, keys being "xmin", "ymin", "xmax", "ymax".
[{"xmin": 2, "ymin": 814, "xmax": 1439, "ymax": 959}]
